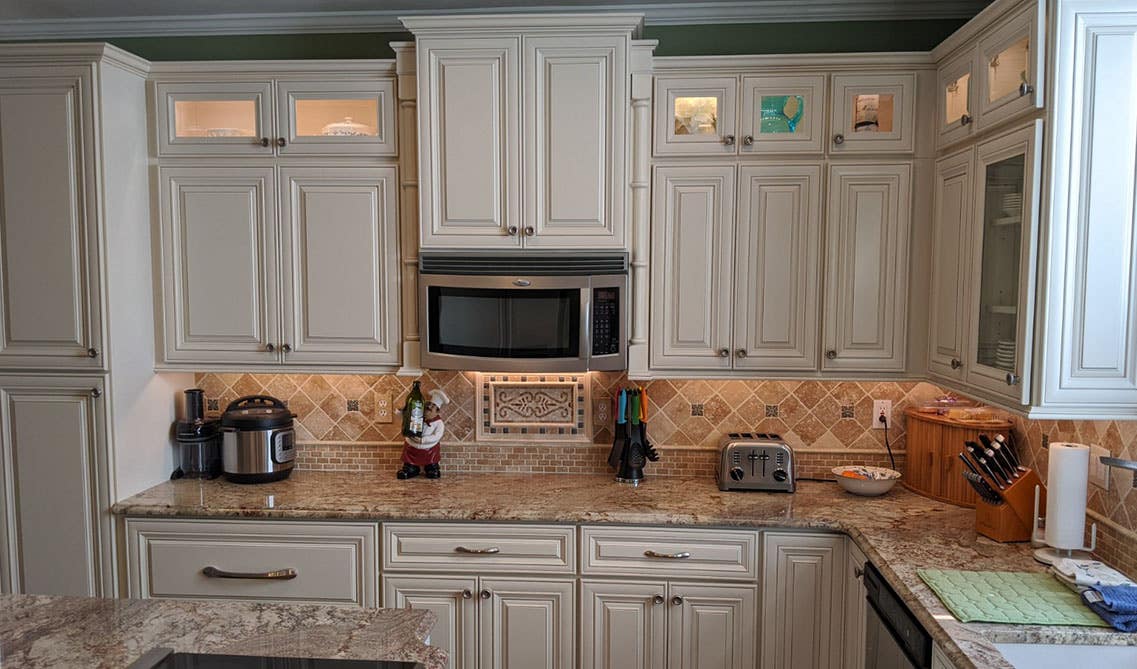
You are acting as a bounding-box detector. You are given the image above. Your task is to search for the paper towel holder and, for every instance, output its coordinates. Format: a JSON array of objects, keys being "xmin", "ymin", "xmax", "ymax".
[
  {"xmin": 1031, "ymin": 484, "xmax": 1097, "ymax": 565},
  {"xmin": 1101, "ymin": 456, "xmax": 1137, "ymax": 487}
]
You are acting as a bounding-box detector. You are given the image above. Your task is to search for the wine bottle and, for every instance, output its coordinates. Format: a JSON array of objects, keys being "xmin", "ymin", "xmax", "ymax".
[{"xmin": 402, "ymin": 381, "xmax": 425, "ymax": 438}]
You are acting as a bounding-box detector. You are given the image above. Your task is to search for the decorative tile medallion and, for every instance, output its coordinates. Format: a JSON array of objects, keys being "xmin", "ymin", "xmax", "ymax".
[{"xmin": 476, "ymin": 374, "xmax": 590, "ymax": 441}]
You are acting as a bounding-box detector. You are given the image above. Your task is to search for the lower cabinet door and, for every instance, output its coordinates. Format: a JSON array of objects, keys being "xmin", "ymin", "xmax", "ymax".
[
  {"xmin": 761, "ymin": 532, "xmax": 846, "ymax": 669},
  {"xmin": 480, "ymin": 577, "xmax": 575, "ymax": 669},
  {"xmin": 580, "ymin": 580, "xmax": 667, "ymax": 669},
  {"xmin": 843, "ymin": 539, "xmax": 869, "ymax": 669},
  {"xmin": 383, "ymin": 575, "xmax": 478, "ymax": 669},
  {"xmin": 667, "ymin": 581, "xmax": 757, "ymax": 669},
  {"xmin": 0, "ymin": 376, "xmax": 109, "ymax": 596}
]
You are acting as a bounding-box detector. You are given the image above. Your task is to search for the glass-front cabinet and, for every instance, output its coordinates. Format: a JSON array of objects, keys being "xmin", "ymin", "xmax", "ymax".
[
  {"xmin": 738, "ymin": 74, "xmax": 827, "ymax": 154},
  {"xmin": 828, "ymin": 73, "xmax": 915, "ymax": 153},
  {"xmin": 966, "ymin": 121, "xmax": 1041, "ymax": 404},
  {"xmin": 155, "ymin": 78, "xmax": 396, "ymax": 156},
  {"xmin": 975, "ymin": 5, "xmax": 1042, "ymax": 128},
  {"xmin": 653, "ymin": 76, "xmax": 738, "ymax": 155},
  {"xmin": 937, "ymin": 51, "xmax": 975, "ymax": 147}
]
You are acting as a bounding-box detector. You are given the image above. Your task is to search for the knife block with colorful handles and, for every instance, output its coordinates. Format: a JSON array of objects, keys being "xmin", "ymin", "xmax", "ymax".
[
  {"xmin": 975, "ymin": 467, "xmax": 1045, "ymax": 543},
  {"xmin": 903, "ymin": 408, "xmax": 1014, "ymax": 506}
]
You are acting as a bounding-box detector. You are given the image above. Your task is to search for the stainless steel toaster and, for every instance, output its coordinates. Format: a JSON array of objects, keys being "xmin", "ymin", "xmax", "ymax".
[{"xmin": 716, "ymin": 433, "xmax": 795, "ymax": 492}]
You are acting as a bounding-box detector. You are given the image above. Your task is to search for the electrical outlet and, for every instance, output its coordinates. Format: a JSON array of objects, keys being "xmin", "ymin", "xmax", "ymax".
[
  {"xmin": 872, "ymin": 400, "xmax": 893, "ymax": 429},
  {"xmin": 1089, "ymin": 444, "xmax": 1111, "ymax": 490},
  {"xmin": 375, "ymin": 392, "xmax": 393, "ymax": 423}
]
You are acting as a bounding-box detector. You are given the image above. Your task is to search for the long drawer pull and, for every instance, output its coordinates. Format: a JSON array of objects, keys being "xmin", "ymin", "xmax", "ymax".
[
  {"xmin": 455, "ymin": 546, "xmax": 501, "ymax": 555},
  {"xmin": 202, "ymin": 566, "xmax": 297, "ymax": 580},
  {"xmin": 644, "ymin": 550, "xmax": 692, "ymax": 560}
]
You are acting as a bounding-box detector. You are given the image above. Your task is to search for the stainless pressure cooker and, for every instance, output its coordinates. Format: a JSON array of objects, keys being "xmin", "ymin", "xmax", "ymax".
[{"xmin": 220, "ymin": 395, "xmax": 296, "ymax": 483}]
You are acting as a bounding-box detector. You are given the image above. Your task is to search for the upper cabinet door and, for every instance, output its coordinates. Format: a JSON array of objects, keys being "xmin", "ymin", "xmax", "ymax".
[
  {"xmin": 154, "ymin": 81, "xmax": 275, "ymax": 156},
  {"xmin": 822, "ymin": 163, "xmax": 912, "ymax": 372},
  {"xmin": 974, "ymin": 5, "xmax": 1043, "ymax": 130},
  {"xmin": 279, "ymin": 167, "xmax": 399, "ymax": 366},
  {"xmin": 276, "ymin": 79, "xmax": 397, "ymax": 156},
  {"xmin": 654, "ymin": 76, "xmax": 739, "ymax": 156},
  {"xmin": 928, "ymin": 149, "xmax": 975, "ymax": 380},
  {"xmin": 738, "ymin": 74, "xmax": 827, "ymax": 154},
  {"xmin": 0, "ymin": 73, "xmax": 103, "ymax": 370},
  {"xmin": 936, "ymin": 50, "xmax": 976, "ymax": 148},
  {"xmin": 522, "ymin": 36, "xmax": 626, "ymax": 249},
  {"xmin": 667, "ymin": 581, "xmax": 757, "ymax": 669},
  {"xmin": 966, "ymin": 122, "xmax": 1041, "ymax": 404},
  {"xmin": 828, "ymin": 73, "xmax": 915, "ymax": 153},
  {"xmin": 650, "ymin": 165, "xmax": 736, "ymax": 370},
  {"xmin": 418, "ymin": 37, "xmax": 522, "ymax": 249},
  {"xmin": 733, "ymin": 165, "xmax": 822, "ymax": 370},
  {"xmin": 158, "ymin": 167, "xmax": 280, "ymax": 364}
]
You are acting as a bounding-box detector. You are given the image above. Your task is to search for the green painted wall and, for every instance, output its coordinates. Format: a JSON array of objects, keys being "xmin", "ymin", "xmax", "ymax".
[{"xmin": 88, "ymin": 19, "xmax": 967, "ymax": 61}]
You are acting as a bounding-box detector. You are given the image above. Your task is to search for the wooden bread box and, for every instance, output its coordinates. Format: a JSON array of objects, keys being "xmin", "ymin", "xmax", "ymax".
[{"xmin": 903, "ymin": 408, "xmax": 1014, "ymax": 507}]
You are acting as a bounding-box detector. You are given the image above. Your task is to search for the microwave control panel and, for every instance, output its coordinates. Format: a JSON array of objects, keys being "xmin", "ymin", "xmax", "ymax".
[{"xmin": 592, "ymin": 288, "xmax": 620, "ymax": 356}]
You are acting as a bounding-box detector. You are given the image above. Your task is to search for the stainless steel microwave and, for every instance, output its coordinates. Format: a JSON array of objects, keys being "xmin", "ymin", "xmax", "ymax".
[{"xmin": 419, "ymin": 253, "xmax": 627, "ymax": 372}]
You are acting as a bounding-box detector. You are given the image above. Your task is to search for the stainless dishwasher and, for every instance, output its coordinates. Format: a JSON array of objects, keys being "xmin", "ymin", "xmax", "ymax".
[{"xmin": 864, "ymin": 561, "xmax": 932, "ymax": 669}]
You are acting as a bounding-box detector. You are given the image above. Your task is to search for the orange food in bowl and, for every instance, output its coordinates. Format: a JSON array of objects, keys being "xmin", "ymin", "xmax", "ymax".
[{"xmin": 839, "ymin": 470, "xmax": 869, "ymax": 480}]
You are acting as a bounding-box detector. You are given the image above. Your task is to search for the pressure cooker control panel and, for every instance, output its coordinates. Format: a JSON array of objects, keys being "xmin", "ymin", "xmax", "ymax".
[{"xmin": 272, "ymin": 430, "xmax": 296, "ymax": 464}]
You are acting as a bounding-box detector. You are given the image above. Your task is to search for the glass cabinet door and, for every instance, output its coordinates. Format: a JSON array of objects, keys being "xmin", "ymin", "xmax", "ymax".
[
  {"xmin": 828, "ymin": 73, "xmax": 915, "ymax": 153},
  {"xmin": 738, "ymin": 74, "xmax": 826, "ymax": 154},
  {"xmin": 276, "ymin": 80, "xmax": 397, "ymax": 156},
  {"xmin": 653, "ymin": 76, "xmax": 738, "ymax": 155},
  {"xmin": 967, "ymin": 122, "xmax": 1041, "ymax": 404},
  {"xmin": 937, "ymin": 50, "xmax": 975, "ymax": 147},
  {"xmin": 155, "ymin": 82, "xmax": 274, "ymax": 155},
  {"xmin": 975, "ymin": 6, "xmax": 1041, "ymax": 128}
]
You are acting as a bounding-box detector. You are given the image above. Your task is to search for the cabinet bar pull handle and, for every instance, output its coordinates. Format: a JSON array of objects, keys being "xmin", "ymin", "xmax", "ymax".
[
  {"xmin": 259, "ymin": 137, "xmax": 270, "ymax": 147},
  {"xmin": 480, "ymin": 589, "xmax": 492, "ymax": 600},
  {"xmin": 461, "ymin": 589, "xmax": 473, "ymax": 599},
  {"xmin": 202, "ymin": 566, "xmax": 297, "ymax": 580},
  {"xmin": 652, "ymin": 594, "xmax": 665, "ymax": 605},
  {"xmin": 644, "ymin": 550, "xmax": 691, "ymax": 560},
  {"xmin": 455, "ymin": 546, "xmax": 501, "ymax": 555},
  {"xmin": 87, "ymin": 348, "xmax": 98, "ymax": 358}
]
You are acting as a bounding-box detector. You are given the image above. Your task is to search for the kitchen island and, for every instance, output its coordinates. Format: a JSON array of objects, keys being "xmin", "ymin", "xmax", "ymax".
[
  {"xmin": 0, "ymin": 593, "xmax": 445, "ymax": 668},
  {"xmin": 113, "ymin": 471, "xmax": 1137, "ymax": 669}
]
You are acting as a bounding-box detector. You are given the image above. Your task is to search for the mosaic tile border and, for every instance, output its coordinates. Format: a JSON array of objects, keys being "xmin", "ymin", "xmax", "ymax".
[{"xmin": 476, "ymin": 374, "xmax": 589, "ymax": 441}]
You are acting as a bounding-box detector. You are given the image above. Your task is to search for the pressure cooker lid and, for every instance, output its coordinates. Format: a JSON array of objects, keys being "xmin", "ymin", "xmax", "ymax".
[{"xmin": 220, "ymin": 395, "xmax": 295, "ymax": 430}]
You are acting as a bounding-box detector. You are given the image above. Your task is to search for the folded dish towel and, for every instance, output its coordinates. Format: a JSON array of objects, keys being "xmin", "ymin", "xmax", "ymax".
[{"xmin": 1083, "ymin": 584, "xmax": 1137, "ymax": 632}]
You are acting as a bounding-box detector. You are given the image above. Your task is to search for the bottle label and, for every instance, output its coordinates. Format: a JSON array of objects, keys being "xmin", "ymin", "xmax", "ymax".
[{"xmin": 409, "ymin": 405, "xmax": 424, "ymax": 435}]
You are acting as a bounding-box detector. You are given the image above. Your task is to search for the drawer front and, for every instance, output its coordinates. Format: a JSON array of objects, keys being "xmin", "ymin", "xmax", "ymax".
[
  {"xmin": 126, "ymin": 519, "xmax": 378, "ymax": 606},
  {"xmin": 581, "ymin": 526, "xmax": 759, "ymax": 580},
  {"xmin": 383, "ymin": 523, "xmax": 576, "ymax": 574}
]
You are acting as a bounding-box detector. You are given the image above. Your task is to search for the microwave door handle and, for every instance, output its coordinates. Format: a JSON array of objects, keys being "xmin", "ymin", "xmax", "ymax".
[{"xmin": 583, "ymin": 291, "xmax": 592, "ymax": 362}]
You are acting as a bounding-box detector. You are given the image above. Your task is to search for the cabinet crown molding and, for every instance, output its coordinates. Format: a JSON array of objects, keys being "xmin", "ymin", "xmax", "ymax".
[
  {"xmin": 400, "ymin": 12, "xmax": 644, "ymax": 36},
  {"xmin": 0, "ymin": 42, "xmax": 150, "ymax": 76}
]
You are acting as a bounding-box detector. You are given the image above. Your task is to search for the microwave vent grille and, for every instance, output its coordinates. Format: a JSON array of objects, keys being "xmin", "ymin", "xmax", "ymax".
[{"xmin": 421, "ymin": 253, "xmax": 628, "ymax": 276}]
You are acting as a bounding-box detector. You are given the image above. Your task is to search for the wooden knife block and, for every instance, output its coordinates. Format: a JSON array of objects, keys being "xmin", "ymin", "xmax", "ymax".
[{"xmin": 975, "ymin": 468, "xmax": 1045, "ymax": 543}]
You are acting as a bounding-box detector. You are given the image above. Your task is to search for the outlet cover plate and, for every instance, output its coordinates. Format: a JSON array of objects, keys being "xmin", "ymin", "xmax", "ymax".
[
  {"xmin": 1089, "ymin": 444, "xmax": 1110, "ymax": 490},
  {"xmin": 872, "ymin": 400, "xmax": 893, "ymax": 429},
  {"xmin": 375, "ymin": 392, "xmax": 393, "ymax": 424}
]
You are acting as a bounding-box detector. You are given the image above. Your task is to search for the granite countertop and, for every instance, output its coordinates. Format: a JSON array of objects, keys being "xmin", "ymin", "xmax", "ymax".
[
  {"xmin": 113, "ymin": 471, "xmax": 1137, "ymax": 669},
  {"xmin": 0, "ymin": 593, "xmax": 446, "ymax": 669}
]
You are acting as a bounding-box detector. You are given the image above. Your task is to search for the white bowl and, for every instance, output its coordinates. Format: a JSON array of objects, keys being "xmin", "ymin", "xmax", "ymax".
[{"xmin": 832, "ymin": 465, "xmax": 901, "ymax": 497}]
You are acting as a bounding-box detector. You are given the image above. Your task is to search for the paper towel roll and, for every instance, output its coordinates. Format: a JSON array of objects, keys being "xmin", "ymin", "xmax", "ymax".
[{"xmin": 1045, "ymin": 442, "xmax": 1090, "ymax": 550}]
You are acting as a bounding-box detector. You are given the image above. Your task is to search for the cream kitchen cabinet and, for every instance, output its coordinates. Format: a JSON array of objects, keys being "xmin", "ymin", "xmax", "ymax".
[
  {"xmin": 654, "ymin": 76, "xmax": 739, "ymax": 155},
  {"xmin": 739, "ymin": 74, "xmax": 828, "ymax": 154},
  {"xmin": 406, "ymin": 16, "xmax": 638, "ymax": 250},
  {"xmin": 153, "ymin": 76, "xmax": 396, "ymax": 157},
  {"xmin": 667, "ymin": 581, "xmax": 757, "ymax": 669},
  {"xmin": 828, "ymin": 73, "xmax": 916, "ymax": 154},
  {"xmin": 157, "ymin": 165, "xmax": 400, "ymax": 369},
  {"xmin": 761, "ymin": 532, "xmax": 846, "ymax": 669},
  {"xmin": 843, "ymin": 539, "xmax": 868, "ymax": 669},
  {"xmin": 822, "ymin": 163, "xmax": 912, "ymax": 372},
  {"xmin": 0, "ymin": 67, "xmax": 103, "ymax": 370},
  {"xmin": 580, "ymin": 580, "xmax": 667, "ymax": 669},
  {"xmin": 936, "ymin": 50, "xmax": 975, "ymax": 148},
  {"xmin": 384, "ymin": 575, "xmax": 575, "ymax": 669},
  {"xmin": 0, "ymin": 375, "xmax": 110, "ymax": 597},
  {"xmin": 973, "ymin": 3, "xmax": 1043, "ymax": 130},
  {"xmin": 651, "ymin": 164, "xmax": 822, "ymax": 371},
  {"xmin": 928, "ymin": 148, "xmax": 975, "ymax": 380}
]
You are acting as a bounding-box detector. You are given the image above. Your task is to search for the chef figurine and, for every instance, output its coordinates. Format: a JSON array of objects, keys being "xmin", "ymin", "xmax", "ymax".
[{"xmin": 396, "ymin": 388, "xmax": 450, "ymax": 480}]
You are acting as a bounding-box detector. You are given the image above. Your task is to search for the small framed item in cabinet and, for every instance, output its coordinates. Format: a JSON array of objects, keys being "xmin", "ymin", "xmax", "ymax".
[
  {"xmin": 276, "ymin": 79, "xmax": 397, "ymax": 156},
  {"xmin": 738, "ymin": 74, "xmax": 827, "ymax": 154},
  {"xmin": 654, "ymin": 76, "xmax": 738, "ymax": 155},
  {"xmin": 155, "ymin": 81, "xmax": 275, "ymax": 156},
  {"xmin": 828, "ymin": 73, "xmax": 915, "ymax": 153}
]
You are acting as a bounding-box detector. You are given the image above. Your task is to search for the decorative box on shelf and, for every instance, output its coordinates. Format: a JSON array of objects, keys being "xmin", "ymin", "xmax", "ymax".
[{"xmin": 903, "ymin": 407, "xmax": 1013, "ymax": 507}]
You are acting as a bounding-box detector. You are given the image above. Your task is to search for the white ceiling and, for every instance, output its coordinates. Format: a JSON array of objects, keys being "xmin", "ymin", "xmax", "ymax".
[{"xmin": 0, "ymin": 0, "xmax": 992, "ymax": 39}]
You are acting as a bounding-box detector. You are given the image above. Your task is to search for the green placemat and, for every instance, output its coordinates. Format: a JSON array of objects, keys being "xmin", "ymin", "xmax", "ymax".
[{"xmin": 917, "ymin": 569, "xmax": 1110, "ymax": 627}]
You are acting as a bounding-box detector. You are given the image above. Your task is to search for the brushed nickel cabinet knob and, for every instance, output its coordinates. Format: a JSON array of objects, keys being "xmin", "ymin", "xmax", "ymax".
[
  {"xmin": 506, "ymin": 225, "xmax": 518, "ymax": 236},
  {"xmin": 480, "ymin": 589, "xmax": 492, "ymax": 600},
  {"xmin": 653, "ymin": 595, "xmax": 665, "ymax": 605},
  {"xmin": 265, "ymin": 343, "xmax": 275, "ymax": 353},
  {"xmin": 718, "ymin": 348, "xmax": 730, "ymax": 358},
  {"xmin": 743, "ymin": 135, "xmax": 754, "ymax": 146},
  {"xmin": 276, "ymin": 137, "xmax": 287, "ymax": 147},
  {"xmin": 523, "ymin": 226, "xmax": 535, "ymax": 236},
  {"xmin": 671, "ymin": 595, "xmax": 684, "ymax": 606},
  {"xmin": 259, "ymin": 137, "xmax": 270, "ymax": 147},
  {"xmin": 281, "ymin": 343, "xmax": 292, "ymax": 353},
  {"xmin": 735, "ymin": 349, "xmax": 748, "ymax": 359},
  {"xmin": 833, "ymin": 133, "xmax": 845, "ymax": 145},
  {"xmin": 960, "ymin": 114, "xmax": 972, "ymax": 126},
  {"xmin": 87, "ymin": 347, "xmax": 98, "ymax": 358},
  {"xmin": 950, "ymin": 358, "xmax": 962, "ymax": 369},
  {"xmin": 1019, "ymin": 82, "xmax": 1034, "ymax": 97},
  {"xmin": 825, "ymin": 349, "xmax": 838, "ymax": 360},
  {"xmin": 462, "ymin": 589, "xmax": 473, "ymax": 600},
  {"xmin": 1005, "ymin": 372, "xmax": 1020, "ymax": 386}
]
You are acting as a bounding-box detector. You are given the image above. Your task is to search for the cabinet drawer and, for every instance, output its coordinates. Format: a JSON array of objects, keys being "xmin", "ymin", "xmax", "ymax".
[
  {"xmin": 383, "ymin": 523, "xmax": 575, "ymax": 574},
  {"xmin": 581, "ymin": 526, "xmax": 759, "ymax": 580},
  {"xmin": 125, "ymin": 519, "xmax": 378, "ymax": 606}
]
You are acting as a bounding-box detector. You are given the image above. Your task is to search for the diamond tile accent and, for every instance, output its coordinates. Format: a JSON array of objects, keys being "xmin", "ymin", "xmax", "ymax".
[
  {"xmin": 841, "ymin": 405, "xmax": 855, "ymax": 419},
  {"xmin": 346, "ymin": 399, "xmax": 360, "ymax": 412},
  {"xmin": 690, "ymin": 403, "xmax": 704, "ymax": 417},
  {"xmin": 765, "ymin": 404, "xmax": 779, "ymax": 418}
]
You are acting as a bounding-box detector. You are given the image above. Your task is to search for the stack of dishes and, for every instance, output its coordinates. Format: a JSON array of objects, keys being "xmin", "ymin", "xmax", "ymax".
[
  {"xmin": 1002, "ymin": 192, "xmax": 1023, "ymax": 215},
  {"xmin": 994, "ymin": 339, "xmax": 1016, "ymax": 370}
]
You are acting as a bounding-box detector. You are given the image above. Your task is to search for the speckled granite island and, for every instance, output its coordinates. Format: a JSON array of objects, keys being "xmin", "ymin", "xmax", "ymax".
[
  {"xmin": 0, "ymin": 593, "xmax": 445, "ymax": 668},
  {"xmin": 113, "ymin": 472, "xmax": 1137, "ymax": 669}
]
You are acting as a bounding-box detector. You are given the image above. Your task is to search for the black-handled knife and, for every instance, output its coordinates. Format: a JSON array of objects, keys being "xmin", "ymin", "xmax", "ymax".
[
  {"xmin": 989, "ymin": 443, "xmax": 1020, "ymax": 478},
  {"xmin": 995, "ymin": 434, "xmax": 1026, "ymax": 471},
  {"xmin": 966, "ymin": 442, "xmax": 1006, "ymax": 489}
]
